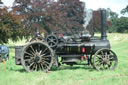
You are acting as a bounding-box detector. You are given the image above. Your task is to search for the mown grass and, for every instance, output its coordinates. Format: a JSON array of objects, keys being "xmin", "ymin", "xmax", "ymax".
[{"xmin": 0, "ymin": 33, "xmax": 128, "ymax": 85}]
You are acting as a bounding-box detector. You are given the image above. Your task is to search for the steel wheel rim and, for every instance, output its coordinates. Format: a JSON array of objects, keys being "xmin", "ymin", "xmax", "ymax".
[
  {"xmin": 93, "ymin": 48, "xmax": 118, "ymax": 71},
  {"xmin": 21, "ymin": 41, "xmax": 54, "ymax": 72},
  {"xmin": 30, "ymin": 36, "xmax": 44, "ymax": 42}
]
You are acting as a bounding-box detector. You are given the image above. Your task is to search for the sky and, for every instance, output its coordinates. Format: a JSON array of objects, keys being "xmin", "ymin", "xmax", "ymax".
[{"xmin": 1, "ymin": 0, "xmax": 128, "ymax": 17}]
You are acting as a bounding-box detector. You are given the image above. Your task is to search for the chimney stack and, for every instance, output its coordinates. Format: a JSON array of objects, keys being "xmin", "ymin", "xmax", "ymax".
[{"xmin": 100, "ymin": 10, "xmax": 107, "ymax": 40}]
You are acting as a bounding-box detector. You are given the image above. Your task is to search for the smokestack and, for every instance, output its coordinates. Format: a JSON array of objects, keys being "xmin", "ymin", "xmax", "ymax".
[{"xmin": 100, "ymin": 10, "xmax": 107, "ymax": 40}]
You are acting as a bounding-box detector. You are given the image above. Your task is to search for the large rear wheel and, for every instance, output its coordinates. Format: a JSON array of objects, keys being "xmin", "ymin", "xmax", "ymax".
[{"xmin": 21, "ymin": 41, "xmax": 54, "ymax": 72}]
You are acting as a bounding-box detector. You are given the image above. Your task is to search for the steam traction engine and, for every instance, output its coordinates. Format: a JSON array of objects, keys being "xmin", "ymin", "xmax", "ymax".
[{"xmin": 15, "ymin": 10, "xmax": 118, "ymax": 72}]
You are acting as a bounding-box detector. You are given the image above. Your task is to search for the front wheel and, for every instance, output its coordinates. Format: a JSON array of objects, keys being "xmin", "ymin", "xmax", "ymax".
[{"xmin": 93, "ymin": 48, "xmax": 118, "ymax": 71}]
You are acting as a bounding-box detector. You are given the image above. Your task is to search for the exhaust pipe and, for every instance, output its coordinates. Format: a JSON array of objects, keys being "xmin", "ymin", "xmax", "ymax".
[{"xmin": 101, "ymin": 10, "xmax": 107, "ymax": 40}]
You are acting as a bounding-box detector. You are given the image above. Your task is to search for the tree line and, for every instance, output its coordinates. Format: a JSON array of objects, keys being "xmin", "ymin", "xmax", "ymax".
[
  {"xmin": 0, "ymin": 0, "xmax": 128, "ymax": 44},
  {"xmin": 107, "ymin": 7, "xmax": 128, "ymax": 33}
]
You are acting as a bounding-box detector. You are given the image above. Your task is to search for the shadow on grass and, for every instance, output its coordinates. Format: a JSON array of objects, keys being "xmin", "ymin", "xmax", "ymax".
[
  {"xmin": 16, "ymin": 69, "xmax": 26, "ymax": 72},
  {"xmin": 51, "ymin": 65, "xmax": 95, "ymax": 72},
  {"xmin": 11, "ymin": 66, "xmax": 95, "ymax": 73},
  {"xmin": 9, "ymin": 64, "xmax": 95, "ymax": 73},
  {"xmin": 11, "ymin": 68, "xmax": 26, "ymax": 73}
]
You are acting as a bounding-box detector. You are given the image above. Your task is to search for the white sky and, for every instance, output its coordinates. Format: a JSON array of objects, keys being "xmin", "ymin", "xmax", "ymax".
[
  {"xmin": 80, "ymin": 0, "xmax": 128, "ymax": 17},
  {"xmin": 1, "ymin": 0, "xmax": 128, "ymax": 17}
]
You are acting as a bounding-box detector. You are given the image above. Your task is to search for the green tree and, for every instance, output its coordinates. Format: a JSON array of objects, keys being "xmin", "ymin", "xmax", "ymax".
[
  {"xmin": 105, "ymin": 8, "xmax": 119, "ymax": 33},
  {"xmin": 121, "ymin": 5, "xmax": 128, "ymax": 14},
  {"xmin": 106, "ymin": 7, "xmax": 128, "ymax": 33},
  {"xmin": 0, "ymin": 7, "xmax": 25, "ymax": 44},
  {"xmin": 115, "ymin": 17, "xmax": 128, "ymax": 33}
]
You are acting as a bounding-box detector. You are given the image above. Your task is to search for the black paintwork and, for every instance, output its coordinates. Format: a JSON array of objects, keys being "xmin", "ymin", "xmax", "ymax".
[{"xmin": 15, "ymin": 10, "xmax": 111, "ymax": 66}]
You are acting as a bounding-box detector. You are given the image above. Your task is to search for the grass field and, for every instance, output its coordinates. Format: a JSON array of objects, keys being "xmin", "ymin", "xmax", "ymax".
[{"xmin": 0, "ymin": 33, "xmax": 128, "ymax": 85}]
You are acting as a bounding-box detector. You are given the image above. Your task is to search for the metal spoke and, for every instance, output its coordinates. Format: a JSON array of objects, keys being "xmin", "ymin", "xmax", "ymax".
[
  {"xmin": 51, "ymin": 37, "xmax": 54, "ymax": 40},
  {"xmin": 41, "ymin": 48, "xmax": 48, "ymax": 54},
  {"xmin": 24, "ymin": 58, "xmax": 33, "ymax": 62},
  {"xmin": 30, "ymin": 63, "xmax": 35, "ymax": 71},
  {"xmin": 109, "ymin": 57, "xmax": 115, "ymax": 61},
  {"xmin": 30, "ymin": 50, "xmax": 35, "ymax": 56},
  {"xmin": 43, "ymin": 63, "xmax": 49, "ymax": 69},
  {"xmin": 42, "ymin": 58, "xmax": 50, "ymax": 61},
  {"xmin": 39, "ymin": 50, "xmax": 42, "ymax": 55},
  {"xmin": 24, "ymin": 56, "xmax": 34, "ymax": 60},
  {"xmin": 106, "ymin": 62, "xmax": 112, "ymax": 68},
  {"xmin": 40, "ymin": 62, "xmax": 45, "ymax": 70},
  {"xmin": 96, "ymin": 55, "xmax": 103, "ymax": 59},
  {"xmin": 40, "ymin": 63, "xmax": 44, "ymax": 71},
  {"xmin": 96, "ymin": 63, "xmax": 102, "ymax": 69},
  {"xmin": 100, "ymin": 51, "xmax": 104, "ymax": 57},
  {"xmin": 30, "ymin": 45, "xmax": 36, "ymax": 53},
  {"xmin": 38, "ymin": 44, "xmax": 41, "ymax": 52},
  {"xmin": 47, "ymin": 38, "xmax": 51, "ymax": 41},
  {"xmin": 28, "ymin": 62, "xmax": 34, "ymax": 68},
  {"xmin": 50, "ymin": 43, "xmax": 53, "ymax": 46},
  {"xmin": 38, "ymin": 63, "xmax": 41, "ymax": 70},
  {"xmin": 53, "ymin": 39, "xmax": 56, "ymax": 41},
  {"xmin": 33, "ymin": 63, "xmax": 36, "ymax": 71},
  {"xmin": 95, "ymin": 59, "xmax": 102, "ymax": 63},
  {"xmin": 24, "ymin": 55, "xmax": 31, "ymax": 58},
  {"xmin": 52, "ymin": 41, "xmax": 56, "ymax": 45},
  {"xmin": 35, "ymin": 64, "xmax": 38, "ymax": 71},
  {"xmin": 43, "ymin": 60, "xmax": 50, "ymax": 65},
  {"xmin": 103, "ymin": 64, "xmax": 108, "ymax": 69},
  {"xmin": 43, "ymin": 55, "xmax": 51, "ymax": 58},
  {"xmin": 40, "ymin": 53, "xmax": 47, "ymax": 57},
  {"xmin": 95, "ymin": 59, "xmax": 102, "ymax": 64},
  {"xmin": 105, "ymin": 52, "xmax": 108, "ymax": 56},
  {"xmin": 36, "ymin": 49, "xmax": 38, "ymax": 53},
  {"xmin": 25, "ymin": 51, "xmax": 34, "ymax": 57},
  {"xmin": 96, "ymin": 60, "xmax": 103, "ymax": 66}
]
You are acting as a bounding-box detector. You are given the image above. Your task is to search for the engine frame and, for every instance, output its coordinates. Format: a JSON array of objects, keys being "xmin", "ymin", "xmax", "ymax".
[{"xmin": 15, "ymin": 10, "xmax": 118, "ymax": 72}]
